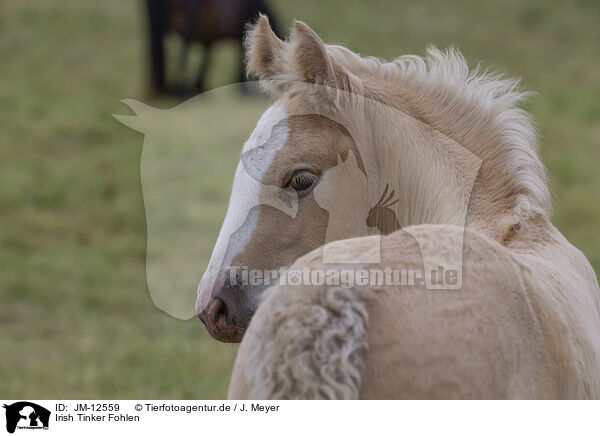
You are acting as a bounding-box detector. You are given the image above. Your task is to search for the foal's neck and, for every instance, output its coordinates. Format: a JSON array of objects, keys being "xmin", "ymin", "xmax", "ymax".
[
  {"xmin": 369, "ymin": 102, "xmax": 522, "ymax": 242},
  {"xmin": 370, "ymin": 106, "xmax": 475, "ymax": 227}
]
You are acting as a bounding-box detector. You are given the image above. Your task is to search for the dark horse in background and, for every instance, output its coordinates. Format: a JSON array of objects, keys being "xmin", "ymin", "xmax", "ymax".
[{"xmin": 145, "ymin": 0, "xmax": 281, "ymax": 97}]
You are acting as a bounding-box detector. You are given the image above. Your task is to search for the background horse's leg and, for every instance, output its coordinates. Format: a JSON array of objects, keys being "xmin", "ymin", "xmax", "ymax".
[
  {"xmin": 194, "ymin": 44, "xmax": 212, "ymax": 94},
  {"xmin": 176, "ymin": 40, "xmax": 192, "ymax": 96},
  {"xmin": 145, "ymin": 0, "xmax": 167, "ymax": 96}
]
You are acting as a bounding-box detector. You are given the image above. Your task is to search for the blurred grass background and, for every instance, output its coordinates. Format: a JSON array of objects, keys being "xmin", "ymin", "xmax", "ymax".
[{"xmin": 0, "ymin": 0, "xmax": 598, "ymax": 398}]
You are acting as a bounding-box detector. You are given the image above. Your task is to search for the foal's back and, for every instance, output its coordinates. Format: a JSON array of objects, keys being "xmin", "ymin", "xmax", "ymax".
[{"xmin": 358, "ymin": 225, "xmax": 555, "ymax": 399}]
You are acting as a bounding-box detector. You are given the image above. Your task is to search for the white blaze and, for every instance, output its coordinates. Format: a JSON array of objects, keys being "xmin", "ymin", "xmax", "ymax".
[{"xmin": 195, "ymin": 105, "xmax": 294, "ymax": 314}]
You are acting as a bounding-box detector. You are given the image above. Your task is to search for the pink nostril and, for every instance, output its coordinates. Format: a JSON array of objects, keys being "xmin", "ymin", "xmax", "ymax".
[{"xmin": 208, "ymin": 297, "xmax": 226, "ymax": 326}]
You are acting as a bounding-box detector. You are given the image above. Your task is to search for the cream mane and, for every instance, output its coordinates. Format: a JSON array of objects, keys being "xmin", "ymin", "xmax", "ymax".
[{"xmin": 325, "ymin": 44, "xmax": 552, "ymax": 230}]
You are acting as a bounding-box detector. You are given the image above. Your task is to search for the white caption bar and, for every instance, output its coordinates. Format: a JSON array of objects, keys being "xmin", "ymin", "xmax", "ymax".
[{"xmin": 0, "ymin": 400, "xmax": 597, "ymax": 436}]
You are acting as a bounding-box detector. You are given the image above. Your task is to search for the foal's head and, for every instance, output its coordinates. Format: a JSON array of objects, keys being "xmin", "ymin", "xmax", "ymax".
[{"xmin": 196, "ymin": 17, "xmax": 381, "ymax": 342}]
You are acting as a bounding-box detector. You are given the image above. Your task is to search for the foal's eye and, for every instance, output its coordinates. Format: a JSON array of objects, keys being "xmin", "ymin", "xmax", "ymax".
[{"xmin": 286, "ymin": 171, "xmax": 318, "ymax": 192}]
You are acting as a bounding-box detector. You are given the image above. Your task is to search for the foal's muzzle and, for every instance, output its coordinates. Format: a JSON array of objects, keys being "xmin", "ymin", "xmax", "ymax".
[{"xmin": 198, "ymin": 278, "xmax": 261, "ymax": 343}]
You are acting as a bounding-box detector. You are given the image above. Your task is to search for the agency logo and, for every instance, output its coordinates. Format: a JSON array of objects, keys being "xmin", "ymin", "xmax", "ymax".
[{"xmin": 3, "ymin": 402, "xmax": 50, "ymax": 434}]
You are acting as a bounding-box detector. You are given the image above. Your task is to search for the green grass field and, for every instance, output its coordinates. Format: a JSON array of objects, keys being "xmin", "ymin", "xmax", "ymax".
[{"xmin": 1, "ymin": 0, "xmax": 599, "ymax": 399}]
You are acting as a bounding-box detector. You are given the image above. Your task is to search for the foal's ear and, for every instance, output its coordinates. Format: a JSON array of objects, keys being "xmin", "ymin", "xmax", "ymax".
[
  {"xmin": 246, "ymin": 17, "xmax": 348, "ymax": 95},
  {"xmin": 245, "ymin": 14, "xmax": 286, "ymax": 83},
  {"xmin": 289, "ymin": 20, "xmax": 337, "ymax": 87}
]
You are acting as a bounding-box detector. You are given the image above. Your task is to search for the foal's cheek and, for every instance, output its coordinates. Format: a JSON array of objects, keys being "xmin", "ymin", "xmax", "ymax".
[{"xmin": 232, "ymin": 199, "xmax": 329, "ymax": 273}]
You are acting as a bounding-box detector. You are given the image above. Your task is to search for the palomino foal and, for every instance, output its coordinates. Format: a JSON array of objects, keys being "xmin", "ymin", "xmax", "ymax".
[{"xmin": 196, "ymin": 16, "xmax": 600, "ymax": 399}]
